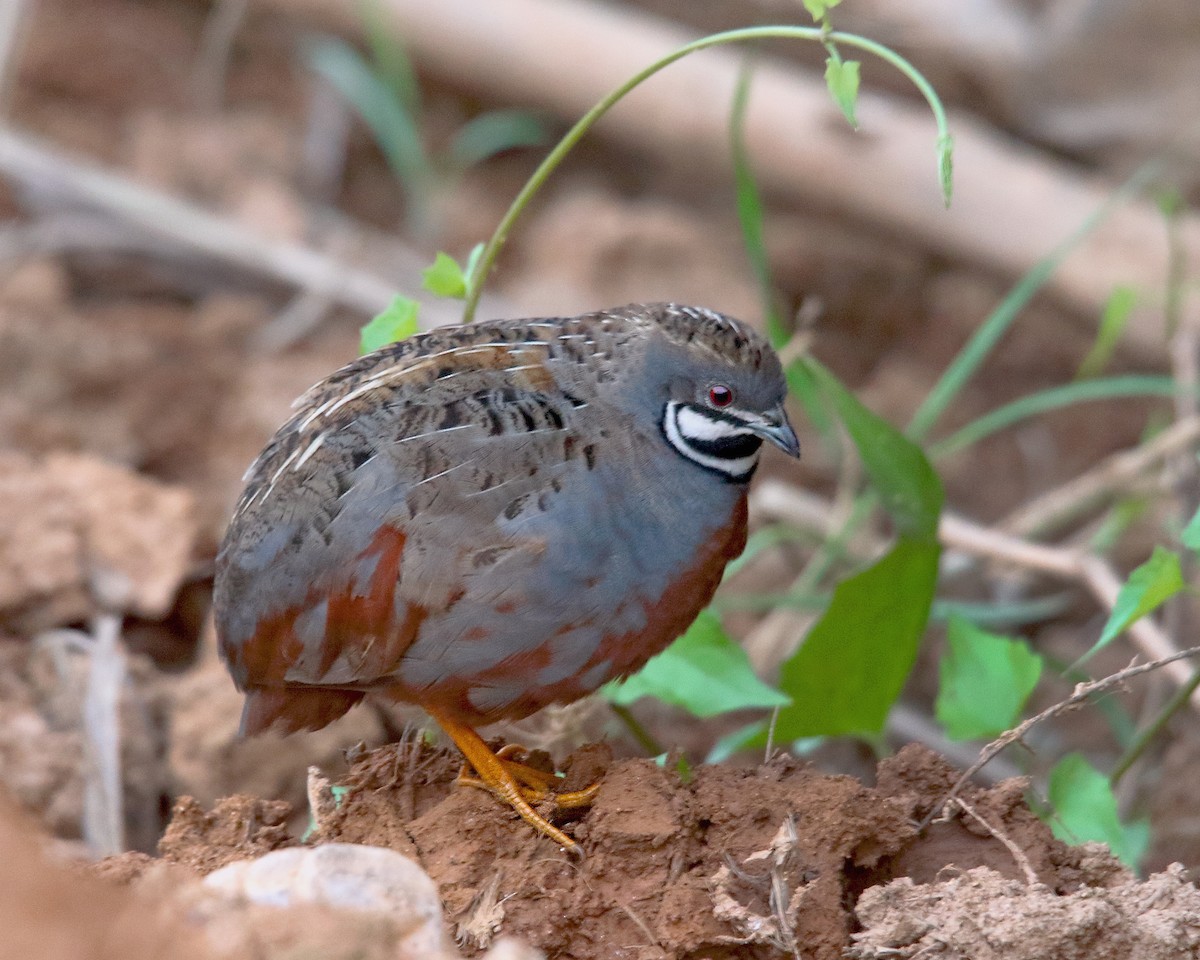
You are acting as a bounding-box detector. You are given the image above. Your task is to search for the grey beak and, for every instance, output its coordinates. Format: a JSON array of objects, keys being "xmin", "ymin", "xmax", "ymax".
[{"xmin": 750, "ymin": 406, "xmax": 801, "ymax": 458}]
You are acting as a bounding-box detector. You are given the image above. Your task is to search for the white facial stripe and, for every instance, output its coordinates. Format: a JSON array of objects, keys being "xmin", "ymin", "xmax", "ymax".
[
  {"xmin": 663, "ymin": 402, "xmax": 760, "ymax": 480},
  {"xmin": 674, "ymin": 404, "xmax": 748, "ymax": 442}
]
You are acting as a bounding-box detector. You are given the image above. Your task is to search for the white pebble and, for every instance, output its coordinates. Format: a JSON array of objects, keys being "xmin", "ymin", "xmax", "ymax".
[{"xmin": 204, "ymin": 844, "xmax": 443, "ymax": 954}]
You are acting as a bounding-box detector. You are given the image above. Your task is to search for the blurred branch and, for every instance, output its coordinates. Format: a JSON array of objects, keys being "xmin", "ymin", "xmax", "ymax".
[
  {"xmin": 998, "ymin": 416, "xmax": 1200, "ymax": 540},
  {"xmin": 34, "ymin": 616, "xmax": 127, "ymax": 857},
  {"xmin": 0, "ymin": 126, "xmax": 397, "ymax": 316}
]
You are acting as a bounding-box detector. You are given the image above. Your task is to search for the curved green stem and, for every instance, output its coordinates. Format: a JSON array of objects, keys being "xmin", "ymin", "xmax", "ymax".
[
  {"xmin": 930, "ymin": 375, "xmax": 1187, "ymax": 458},
  {"xmin": 461, "ymin": 26, "xmax": 952, "ymax": 322}
]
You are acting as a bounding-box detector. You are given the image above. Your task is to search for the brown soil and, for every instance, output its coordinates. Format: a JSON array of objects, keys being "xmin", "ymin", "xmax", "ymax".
[
  {"xmin": 6, "ymin": 738, "xmax": 1197, "ymax": 960},
  {"xmin": 133, "ymin": 741, "xmax": 1126, "ymax": 959}
]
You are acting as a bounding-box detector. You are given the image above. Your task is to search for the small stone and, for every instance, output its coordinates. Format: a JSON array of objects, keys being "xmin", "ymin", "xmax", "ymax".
[{"xmin": 204, "ymin": 843, "xmax": 444, "ymax": 955}]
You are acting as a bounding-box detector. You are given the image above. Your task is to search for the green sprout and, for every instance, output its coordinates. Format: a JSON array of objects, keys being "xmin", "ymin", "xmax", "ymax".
[{"xmin": 306, "ymin": 4, "xmax": 547, "ymax": 235}]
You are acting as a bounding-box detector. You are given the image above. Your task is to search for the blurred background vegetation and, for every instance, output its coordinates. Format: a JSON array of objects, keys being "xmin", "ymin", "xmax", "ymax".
[{"xmin": 0, "ymin": 0, "xmax": 1198, "ymax": 892}]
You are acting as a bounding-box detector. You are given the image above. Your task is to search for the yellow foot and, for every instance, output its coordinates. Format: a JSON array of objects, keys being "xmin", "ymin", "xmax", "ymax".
[
  {"xmin": 428, "ymin": 708, "xmax": 591, "ymax": 852},
  {"xmin": 455, "ymin": 743, "xmax": 603, "ymax": 809}
]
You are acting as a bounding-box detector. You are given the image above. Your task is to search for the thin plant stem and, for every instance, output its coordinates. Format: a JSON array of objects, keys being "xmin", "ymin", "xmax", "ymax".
[
  {"xmin": 764, "ymin": 705, "xmax": 780, "ymax": 762},
  {"xmin": 1110, "ymin": 666, "xmax": 1200, "ymax": 786},
  {"xmin": 1162, "ymin": 194, "xmax": 1186, "ymax": 340},
  {"xmin": 731, "ymin": 56, "xmax": 787, "ymax": 347},
  {"xmin": 610, "ymin": 703, "xmax": 664, "ymax": 757},
  {"xmin": 930, "ymin": 375, "xmax": 1186, "ymax": 457},
  {"xmin": 791, "ymin": 490, "xmax": 877, "ymax": 595},
  {"xmin": 461, "ymin": 26, "xmax": 952, "ymax": 322}
]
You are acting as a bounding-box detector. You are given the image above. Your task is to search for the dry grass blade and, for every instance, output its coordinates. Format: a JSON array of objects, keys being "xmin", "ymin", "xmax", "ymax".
[
  {"xmin": 82, "ymin": 614, "xmax": 127, "ymax": 857},
  {"xmin": 998, "ymin": 416, "xmax": 1200, "ymax": 540}
]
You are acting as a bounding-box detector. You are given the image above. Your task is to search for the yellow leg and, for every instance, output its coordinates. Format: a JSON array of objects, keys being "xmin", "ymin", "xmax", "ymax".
[{"xmin": 428, "ymin": 706, "xmax": 579, "ymax": 851}]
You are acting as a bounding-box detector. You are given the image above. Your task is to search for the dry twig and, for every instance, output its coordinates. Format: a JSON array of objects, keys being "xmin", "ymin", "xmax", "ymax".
[
  {"xmin": 926, "ymin": 644, "xmax": 1200, "ymax": 827},
  {"xmin": 944, "ymin": 796, "xmax": 1040, "ymax": 887},
  {"xmin": 998, "ymin": 416, "xmax": 1200, "ymax": 540}
]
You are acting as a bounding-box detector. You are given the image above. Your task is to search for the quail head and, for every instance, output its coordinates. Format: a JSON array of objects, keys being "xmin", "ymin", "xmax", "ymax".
[{"xmin": 214, "ymin": 302, "xmax": 799, "ymax": 849}]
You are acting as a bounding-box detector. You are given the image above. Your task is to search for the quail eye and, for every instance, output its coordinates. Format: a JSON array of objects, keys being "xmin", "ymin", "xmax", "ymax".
[{"xmin": 708, "ymin": 384, "xmax": 734, "ymax": 407}]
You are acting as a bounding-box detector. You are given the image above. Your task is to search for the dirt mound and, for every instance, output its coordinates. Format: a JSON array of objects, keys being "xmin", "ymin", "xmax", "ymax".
[
  {"xmin": 147, "ymin": 742, "xmax": 1117, "ymax": 959},
  {"xmin": 851, "ymin": 863, "xmax": 1200, "ymax": 959},
  {"xmin": 0, "ymin": 451, "xmax": 197, "ymax": 632}
]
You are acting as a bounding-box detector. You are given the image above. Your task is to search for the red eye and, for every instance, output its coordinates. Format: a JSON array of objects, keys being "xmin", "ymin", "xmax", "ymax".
[{"xmin": 708, "ymin": 384, "xmax": 734, "ymax": 407}]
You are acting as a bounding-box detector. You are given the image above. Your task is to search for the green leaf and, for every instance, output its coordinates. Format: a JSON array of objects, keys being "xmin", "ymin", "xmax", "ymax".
[
  {"xmin": 769, "ymin": 538, "xmax": 941, "ymax": 739},
  {"xmin": 1155, "ymin": 186, "xmax": 1184, "ymax": 220},
  {"xmin": 359, "ymin": 0, "xmax": 421, "ymax": 116},
  {"xmin": 422, "ymin": 251, "xmax": 468, "ymax": 298},
  {"xmin": 802, "ymin": 357, "xmax": 944, "ymax": 540},
  {"xmin": 1077, "ymin": 285, "xmax": 1137, "ymax": 380},
  {"xmin": 824, "ymin": 55, "xmax": 860, "ymax": 129},
  {"xmin": 936, "ymin": 617, "xmax": 1043, "ymax": 740},
  {"xmin": 1045, "ymin": 753, "xmax": 1150, "ymax": 867},
  {"xmin": 802, "ymin": 0, "xmax": 841, "ymax": 20},
  {"xmin": 706, "ymin": 720, "xmax": 769, "ymax": 763},
  {"xmin": 785, "ymin": 357, "xmax": 837, "ymax": 451},
  {"xmin": 602, "ymin": 610, "xmax": 789, "ymax": 717},
  {"xmin": 1086, "ymin": 547, "xmax": 1185, "ymax": 658},
  {"xmin": 359, "ymin": 295, "xmax": 419, "ymax": 354},
  {"xmin": 446, "ymin": 109, "xmax": 548, "ymax": 173},
  {"xmin": 1088, "ymin": 496, "xmax": 1148, "ymax": 554},
  {"xmin": 1182, "ymin": 505, "xmax": 1200, "ymax": 553},
  {"xmin": 653, "ymin": 751, "xmax": 694, "ymax": 784}
]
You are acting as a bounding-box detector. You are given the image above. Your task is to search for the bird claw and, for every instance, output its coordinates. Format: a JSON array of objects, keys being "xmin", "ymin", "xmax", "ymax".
[
  {"xmin": 455, "ymin": 743, "xmax": 602, "ymax": 811},
  {"xmin": 429, "ymin": 709, "xmax": 593, "ymax": 852}
]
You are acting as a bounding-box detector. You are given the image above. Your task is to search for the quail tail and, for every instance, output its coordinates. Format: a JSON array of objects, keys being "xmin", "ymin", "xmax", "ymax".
[{"xmin": 239, "ymin": 687, "xmax": 365, "ymax": 736}]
